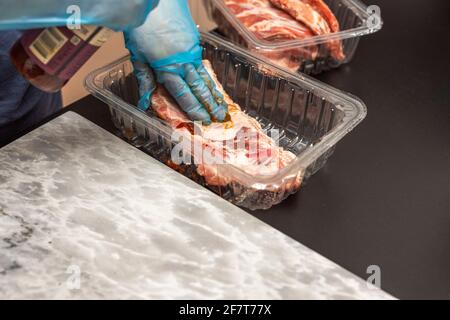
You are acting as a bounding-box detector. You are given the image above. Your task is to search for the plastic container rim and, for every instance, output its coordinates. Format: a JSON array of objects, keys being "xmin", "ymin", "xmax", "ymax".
[
  {"xmin": 205, "ymin": 0, "xmax": 383, "ymax": 50},
  {"xmin": 85, "ymin": 32, "xmax": 367, "ymax": 184}
]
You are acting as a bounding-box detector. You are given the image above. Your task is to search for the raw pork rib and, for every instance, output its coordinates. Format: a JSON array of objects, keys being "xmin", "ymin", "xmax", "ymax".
[
  {"xmin": 222, "ymin": 0, "xmax": 319, "ymax": 71},
  {"xmin": 215, "ymin": 0, "xmax": 344, "ymax": 71},
  {"xmin": 150, "ymin": 60, "xmax": 302, "ymax": 194},
  {"xmin": 269, "ymin": 0, "xmax": 344, "ymax": 60}
]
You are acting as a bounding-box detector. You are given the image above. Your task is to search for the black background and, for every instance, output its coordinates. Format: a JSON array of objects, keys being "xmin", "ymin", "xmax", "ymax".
[
  {"xmin": 255, "ymin": 0, "xmax": 450, "ymax": 299},
  {"xmin": 1, "ymin": 0, "xmax": 449, "ymax": 299}
]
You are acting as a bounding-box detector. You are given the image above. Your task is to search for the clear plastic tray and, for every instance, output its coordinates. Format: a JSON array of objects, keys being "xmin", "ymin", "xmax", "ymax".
[
  {"xmin": 201, "ymin": 0, "xmax": 382, "ymax": 74},
  {"xmin": 85, "ymin": 33, "xmax": 366, "ymax": 210}
]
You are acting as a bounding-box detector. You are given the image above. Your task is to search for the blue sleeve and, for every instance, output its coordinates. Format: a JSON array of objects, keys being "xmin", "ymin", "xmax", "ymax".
[{"xmin": 0, "ymin": 0, "xmax": 159, "ymax": 31}]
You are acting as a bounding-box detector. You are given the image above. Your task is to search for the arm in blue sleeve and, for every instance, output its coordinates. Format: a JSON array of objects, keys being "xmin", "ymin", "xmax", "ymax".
[{"xmin": 0, "ymin": 0, "xmax": 159, "ymax": 31}]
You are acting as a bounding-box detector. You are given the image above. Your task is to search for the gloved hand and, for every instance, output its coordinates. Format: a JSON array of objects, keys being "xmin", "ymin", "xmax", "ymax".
[
  {"xmin": 124, "ymin": 0, "xmax": 228, "ymax": 125},
  {"xmin": 0, "ymin": 0, "xmax": 159, "ymax": 31}
]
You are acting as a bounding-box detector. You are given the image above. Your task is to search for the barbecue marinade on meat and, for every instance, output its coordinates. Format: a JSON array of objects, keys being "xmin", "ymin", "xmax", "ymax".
[
  {"xmin": 214, "ymin": 0, "xmax": 344, "ymax": 72},
  {"xmin": 149, "ymin": 60, "xmax": 302, "ymax": 196}
]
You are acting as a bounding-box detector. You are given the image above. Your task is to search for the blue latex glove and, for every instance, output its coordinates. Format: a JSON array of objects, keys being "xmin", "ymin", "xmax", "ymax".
[
  {"xmin": 0, "ymin": 0, "xmax": 159, "ymax": 31},
  {"xmin": 124, "ymin": 0, "xmax": 228, "ymax": 125}
]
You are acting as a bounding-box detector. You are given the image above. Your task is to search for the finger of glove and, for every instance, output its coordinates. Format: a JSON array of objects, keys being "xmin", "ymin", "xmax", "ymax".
[
  {"xmin": 195, "ymin": 64, "xmax": 228, "ymax": 118},
  {"xmin": 158, "ymin": 71, "xmax": 212, "ymax": 125},
  {"xmin": 184, "ymin": 64, "xmax": 228, "ymax": 122},
  {"xmin": 132, "ymin": 60, "xmax": 156, "ymax": 111}
]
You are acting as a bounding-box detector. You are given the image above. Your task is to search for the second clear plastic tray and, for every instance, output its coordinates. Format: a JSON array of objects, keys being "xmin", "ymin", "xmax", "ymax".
[
  {"xmin": 201, "ymin": 0, "xmax": 382, "ymax": 74},
  {"xmin": 85, "ymin": 33, "xmax": 367, "ymax": 210}
]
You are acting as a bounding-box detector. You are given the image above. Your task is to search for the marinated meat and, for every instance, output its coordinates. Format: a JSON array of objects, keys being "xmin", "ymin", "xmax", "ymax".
[{"xmin": 150, "ymin": 60, "xmax": 302, "ymax": 193}]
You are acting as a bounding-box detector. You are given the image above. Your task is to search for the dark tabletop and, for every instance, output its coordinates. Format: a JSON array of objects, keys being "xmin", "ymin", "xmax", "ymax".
[{"xmin": 1, "ymin": 0, "xmax": 449, "ymax": 299}]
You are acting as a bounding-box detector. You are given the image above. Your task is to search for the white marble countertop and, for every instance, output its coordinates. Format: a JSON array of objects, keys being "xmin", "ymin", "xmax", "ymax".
[{"xmin": 0, "ymin": 112, "xmax": 393, "ymax": 299}]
